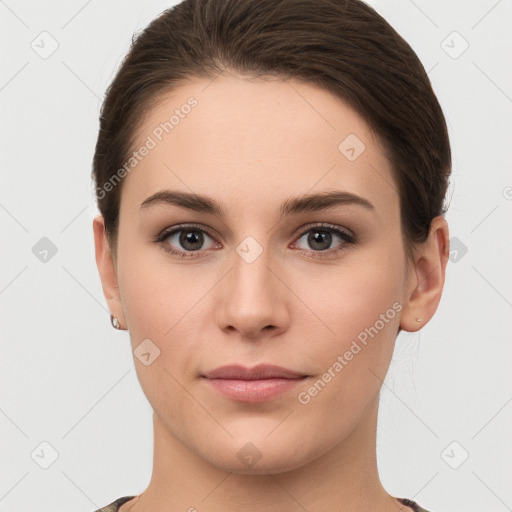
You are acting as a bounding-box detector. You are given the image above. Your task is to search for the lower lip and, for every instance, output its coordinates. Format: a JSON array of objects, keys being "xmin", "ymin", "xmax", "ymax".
[{"xmin": 204, "ymin": 377, "xmax": 306, "ymax": 402}]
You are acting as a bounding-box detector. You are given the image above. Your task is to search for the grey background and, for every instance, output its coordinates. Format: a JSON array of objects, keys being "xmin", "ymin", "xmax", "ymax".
[{"xmin": 1, "ymin": 1, "xmax": 511, "ymax": 511}]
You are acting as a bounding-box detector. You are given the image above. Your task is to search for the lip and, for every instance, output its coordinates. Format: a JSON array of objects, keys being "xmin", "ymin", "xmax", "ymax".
[
  {"xmin": 201, "ymin": 364, "xmax": 308, "ymax": 402},
  {"xmin": 202, "ymin": 364, "xmax": 306, "ymax": 380}
]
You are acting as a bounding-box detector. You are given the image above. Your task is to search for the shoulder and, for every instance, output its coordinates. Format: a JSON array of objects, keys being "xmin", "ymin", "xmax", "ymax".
[
  {"xmin": 90, "ymin": 496, "xmax": 136, "ymax": 512},
  {"xmin": 397, "ymin": 497, "xmax": 434, "ymax": 512}
]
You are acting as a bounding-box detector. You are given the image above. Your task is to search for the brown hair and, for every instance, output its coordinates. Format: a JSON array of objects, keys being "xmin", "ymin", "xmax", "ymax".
[{"xmin": 92, "ymin": 0, "xmax": 451, "ymax": 255}]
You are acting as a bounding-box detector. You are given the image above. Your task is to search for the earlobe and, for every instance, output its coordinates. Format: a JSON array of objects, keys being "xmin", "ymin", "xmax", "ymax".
[
  {"xmin": 93, "ymin": 214, "xmax": 126, "ymax": 329},
  {"xmin": 400, "ymin": 216, "xmax": 449, "ymax": 332}
]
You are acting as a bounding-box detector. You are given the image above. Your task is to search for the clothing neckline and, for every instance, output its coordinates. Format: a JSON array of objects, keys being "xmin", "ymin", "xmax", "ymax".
[{"xmin": 100, "ymin": 495, "xmax": 429, "ymax": 512}]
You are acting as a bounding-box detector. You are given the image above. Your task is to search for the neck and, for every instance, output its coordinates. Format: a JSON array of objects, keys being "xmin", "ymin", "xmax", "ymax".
[{"xmin": 128, "ymin": 395, "xmax": 402, "ymax": 512}]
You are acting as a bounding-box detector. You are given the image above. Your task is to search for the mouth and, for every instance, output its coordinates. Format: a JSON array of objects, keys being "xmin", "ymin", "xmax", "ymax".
[
  {"xmin": 202, "ymin": 363, "xmax": 307, "ymax": 380},
  {"xmin": 201, "ymin": 364, "xmax": 309, "ymax": 403}
]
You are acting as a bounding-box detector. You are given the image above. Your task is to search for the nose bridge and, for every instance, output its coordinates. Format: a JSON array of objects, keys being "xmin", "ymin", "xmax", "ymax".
[
  {"xmin": 231, "ymin": 236, "xmax": 277, "ymax": 305},
  {"xmin": 216, "ymin": 232, "xmax": 290, "ymax": 338}
]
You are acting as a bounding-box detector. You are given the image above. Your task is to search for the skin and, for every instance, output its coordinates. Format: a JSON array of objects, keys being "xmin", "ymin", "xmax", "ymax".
[{"xmin": 93, "ymin": 72, "xmax": 449, "ymax": 512}]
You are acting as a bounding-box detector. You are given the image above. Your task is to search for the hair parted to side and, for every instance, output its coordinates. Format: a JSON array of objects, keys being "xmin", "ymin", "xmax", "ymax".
[{"xmin": 92, "ymin": 0, "xmax": 451, "ymax": 256}]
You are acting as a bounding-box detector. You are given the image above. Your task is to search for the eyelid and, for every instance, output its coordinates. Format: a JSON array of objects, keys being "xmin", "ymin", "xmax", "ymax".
[
  {"xmin": 292, "ymin": 222, "xmax": 354, "ymax": 240},
  {"xmin": 289, "ymin": 222, "xmax": 355, "ymax": 256},
  {"xmin": 157, "ymin": 222, "xmax": 353, "ymax": 242},
  {"xmin": 154, "ymin": 223, "xmax": 221, "ymax": 254},
  {"xmin": 155, "ymin": 222, "xmax": 355, "ymax": 257},
  {"xmin": 158, "ymin": 223, "xmax": 218, "ymax": 240}
]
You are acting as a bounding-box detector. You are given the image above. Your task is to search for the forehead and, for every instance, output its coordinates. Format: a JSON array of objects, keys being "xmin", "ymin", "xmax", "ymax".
[{"xmin": 121, "ymin": 73, "xmax": 398, "ymax": 219}]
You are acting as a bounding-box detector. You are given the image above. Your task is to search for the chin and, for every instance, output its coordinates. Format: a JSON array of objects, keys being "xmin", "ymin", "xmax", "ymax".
[
  {"xmin": 196, "ymin": 433, "xmax": 319, "ymax": 476},
  {"xmin": 209, "ymin": 451, "xmax": 311, "ymax": 476}
]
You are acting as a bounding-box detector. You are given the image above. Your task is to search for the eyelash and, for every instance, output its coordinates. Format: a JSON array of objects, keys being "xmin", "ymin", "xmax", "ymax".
[{"xmin": 153, "ymin": 222, "xmax": 355, "ymax": 259}]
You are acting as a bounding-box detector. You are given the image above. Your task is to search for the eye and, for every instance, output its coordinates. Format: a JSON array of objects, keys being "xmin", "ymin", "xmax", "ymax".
[
  {"xmin": 292, "ymin": 223, "xmax": 355, "ymax": 256},
  {"xmin": 155, "ymin": 224, "xmax": 220, "ymax": 258},
  {"xmin": 154, "ymin": 222, "xmax": 355, "ymax": 259}
]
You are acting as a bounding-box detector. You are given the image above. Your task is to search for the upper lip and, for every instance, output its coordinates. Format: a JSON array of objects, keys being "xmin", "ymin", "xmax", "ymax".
[{"xmin": 202, "ymin": 364, "xmax": 307, "ymax": 380}]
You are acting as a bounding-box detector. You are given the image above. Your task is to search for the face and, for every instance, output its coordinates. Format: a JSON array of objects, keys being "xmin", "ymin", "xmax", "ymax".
[{"xmin": 111, "ymin": 73, "xmax": 414, "ymax": 474}]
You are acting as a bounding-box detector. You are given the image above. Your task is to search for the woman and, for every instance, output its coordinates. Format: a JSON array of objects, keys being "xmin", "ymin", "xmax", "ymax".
[{"xmin": 91, "ymin": 0, "xmax": 450, "ymax": 510}]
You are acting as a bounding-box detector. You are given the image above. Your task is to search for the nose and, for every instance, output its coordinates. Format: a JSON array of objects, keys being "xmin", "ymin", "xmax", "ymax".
[{"xmin": 215, "ymin": 248, "xmax": 291, "ymax": 340}]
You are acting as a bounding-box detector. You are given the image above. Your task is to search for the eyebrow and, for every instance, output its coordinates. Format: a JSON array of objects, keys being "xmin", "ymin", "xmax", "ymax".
[{"xmin": 139, "ymin": 189, "xmax": 375, "ymax": 218}]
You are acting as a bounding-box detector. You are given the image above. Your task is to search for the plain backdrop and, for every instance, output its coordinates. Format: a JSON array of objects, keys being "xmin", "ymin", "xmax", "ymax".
[{"xmin": 0, "ymin": 1, "xmax": 511, "ymax": 511}]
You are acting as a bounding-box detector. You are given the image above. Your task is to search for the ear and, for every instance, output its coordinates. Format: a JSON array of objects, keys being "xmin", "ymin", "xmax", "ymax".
[
  {"xmin": 400, "ymin": 216, "xmax": 450, "ymax": 332},
  {"xmin": 93, "ymin": 214, "xmax": 126, "ymax": 330}
]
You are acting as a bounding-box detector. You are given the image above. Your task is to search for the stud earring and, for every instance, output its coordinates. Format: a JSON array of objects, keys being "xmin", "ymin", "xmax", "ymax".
[
  {"xmin": 110, "ymin": 314, "xmax": 122, "ymax": 330},
  {"xmin": 416, "ymin": 318, "xmax": 422, "ymax": 323}
]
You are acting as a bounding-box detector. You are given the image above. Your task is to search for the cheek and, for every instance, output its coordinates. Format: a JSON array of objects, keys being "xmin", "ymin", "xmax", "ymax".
[
  {"xmin": 117, "ymin": 239, "xmax": 202, "ymax": 338},
  {"xmin": 115, "ymin": 243, "xmax": 203, "ymax": 393},
  {"xmin": 294, "ymin": 249, "xmax": 403, "ymax": 345},
  {"xmin": 290, "ymin": 251, "xmax": 404, "ymax": 408},
  {"xmin": 116, "ymin": 252, "xmax": 203, "ymax": 427}
]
